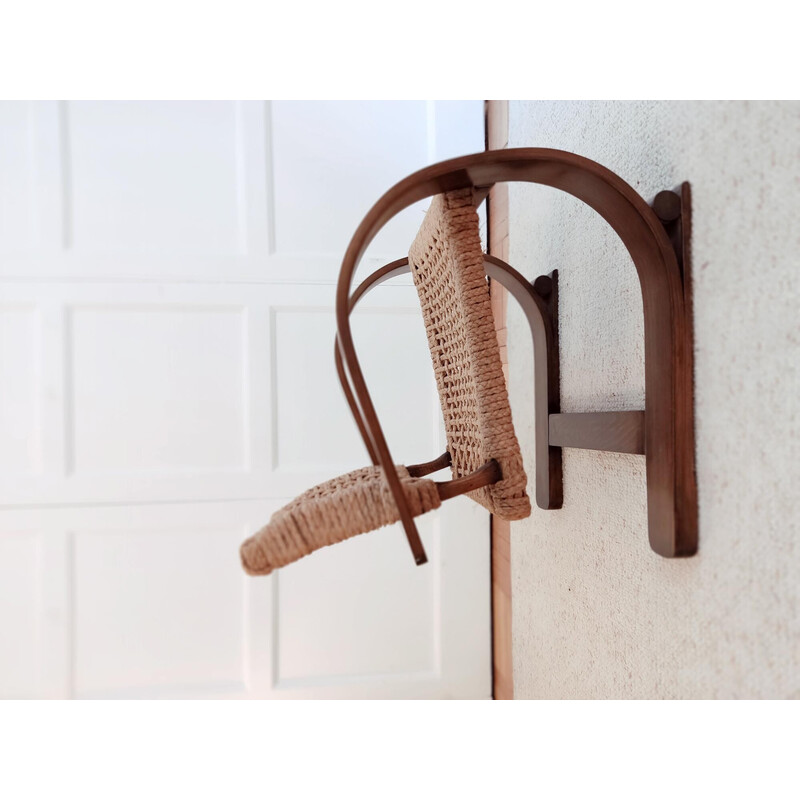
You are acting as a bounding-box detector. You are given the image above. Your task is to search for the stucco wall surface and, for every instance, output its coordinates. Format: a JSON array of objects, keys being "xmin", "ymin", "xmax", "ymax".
[{"xmin": 506, "ymin": 100, "xmax": 799, "ymax": 698}]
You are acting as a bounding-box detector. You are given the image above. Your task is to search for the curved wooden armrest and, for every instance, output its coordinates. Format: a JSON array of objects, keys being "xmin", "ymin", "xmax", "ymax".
[{"xmin": 406, "ymin": 451, "xmax": 452, "ymax": 478}]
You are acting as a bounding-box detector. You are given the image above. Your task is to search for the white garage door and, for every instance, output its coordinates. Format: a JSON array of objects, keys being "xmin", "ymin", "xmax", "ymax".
[{"xmin": 0, "ymin": 101, "xmax": 491, "ymax": 699}]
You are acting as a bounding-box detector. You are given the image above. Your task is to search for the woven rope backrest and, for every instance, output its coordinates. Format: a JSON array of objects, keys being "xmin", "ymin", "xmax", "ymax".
[{"xmin": 408, "ymin": 188, "xmax": 531, "ymax": 520}]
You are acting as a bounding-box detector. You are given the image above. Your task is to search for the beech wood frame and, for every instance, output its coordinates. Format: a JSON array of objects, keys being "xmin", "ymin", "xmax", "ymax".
[{"xmin": 334, "ymin": 148, "xmax": 698, "ymax": 563}]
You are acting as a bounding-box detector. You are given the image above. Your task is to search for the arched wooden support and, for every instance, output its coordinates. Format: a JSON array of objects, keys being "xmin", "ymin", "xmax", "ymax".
[
  {"xmin": 335, "ymin": 149, "xmax": 698, "ymax": 561},
  {"xmin": 482, "ymin": 256, "xmax": 562, "ymax": 511}
]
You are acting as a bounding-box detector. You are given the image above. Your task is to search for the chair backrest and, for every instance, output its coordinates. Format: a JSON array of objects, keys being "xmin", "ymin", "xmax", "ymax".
[{"xmin": 408, "ymin": 188, "xmax": 531, "ymax": 520}]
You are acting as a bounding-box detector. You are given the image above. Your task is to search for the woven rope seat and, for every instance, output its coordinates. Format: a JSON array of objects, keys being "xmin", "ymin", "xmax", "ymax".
[
  {"xmin": 240, "ymin": 187, "xmax": 530, "ymax": 576},
  {"xmin": 240, "ymin": 466, "xmax": 441, "ymax": 576}
]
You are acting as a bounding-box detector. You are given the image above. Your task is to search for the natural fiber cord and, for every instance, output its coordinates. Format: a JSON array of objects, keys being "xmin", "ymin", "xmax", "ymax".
[
  {"xmin": 240, "ymin": 465, "xmax": 441, "ymax": 576},
  {"xmin": 409, "ymin": 189, "xmax": 531, "ymax": 520},
  {"xmin": 241, "ymin": 188, "xmax": 529, "ymax": 575}
]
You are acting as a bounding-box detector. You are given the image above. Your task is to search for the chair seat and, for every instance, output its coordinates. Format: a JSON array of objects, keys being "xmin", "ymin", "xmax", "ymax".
[{"xmin": 240, "ymin": 465, "xmax": 441, "ymax": 576}]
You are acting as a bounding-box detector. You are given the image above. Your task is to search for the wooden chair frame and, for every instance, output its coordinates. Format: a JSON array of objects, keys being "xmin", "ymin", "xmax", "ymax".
[{"xmin": 335, "ymin": 148, "xmax": 697, "ymax": 563}]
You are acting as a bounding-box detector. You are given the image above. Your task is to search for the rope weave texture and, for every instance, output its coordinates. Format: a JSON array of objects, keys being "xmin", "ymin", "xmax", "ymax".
[
  {"xmin": 240, "ymin": 465, "xmax": 441, "ymax": 576},
  {"xmin": 409, "ymin": 188, "xmax": 531, "ymax": 520},
  {"xmin": 240, "ymin": 188, "xmax": 530, "ymax": 576}
]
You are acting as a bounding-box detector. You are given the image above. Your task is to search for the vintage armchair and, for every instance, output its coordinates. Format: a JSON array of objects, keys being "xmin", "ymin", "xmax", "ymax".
[{"xmin": 240, "ymin": 148, "xmax": 698, "ymax": 575}]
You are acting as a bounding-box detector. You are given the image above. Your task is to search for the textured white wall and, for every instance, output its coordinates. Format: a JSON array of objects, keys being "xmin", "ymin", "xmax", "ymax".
[{"xmin": 506, "ymin": 101, "xmax": 799, "ymax": 699}]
